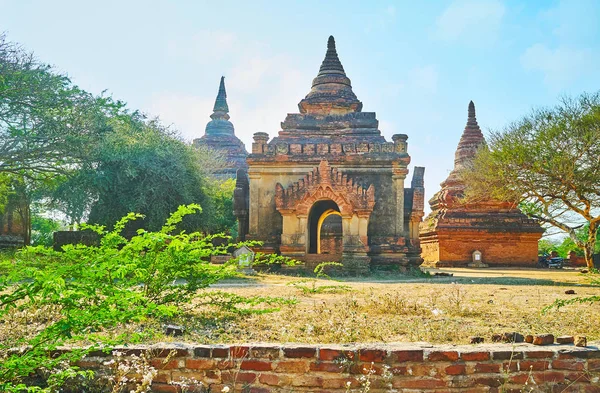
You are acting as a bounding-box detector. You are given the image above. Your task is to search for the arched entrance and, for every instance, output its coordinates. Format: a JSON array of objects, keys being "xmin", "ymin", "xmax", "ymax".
[{"xmin": 308, "ymin": 200, "xmax": 342, "ymax": 254}]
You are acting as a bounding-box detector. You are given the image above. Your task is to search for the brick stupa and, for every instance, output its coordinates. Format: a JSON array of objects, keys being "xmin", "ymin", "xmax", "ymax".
[
  {"xmin": 419, "ymin": 101, "xmax": 543, "ymax": 267},
  {"xmin": 236, "ymin": 36, "xmax": 425, "ymax": 274},
  {"xmin": 193, "ymin": 76, "xmax": 247, "ymax": 178}
]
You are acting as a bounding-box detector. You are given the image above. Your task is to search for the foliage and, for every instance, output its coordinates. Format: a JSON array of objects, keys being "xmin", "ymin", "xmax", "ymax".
[
  {"xmin": 0, "ymin": 204, "xmax": 245, "ymax": 391},
  {"xmin": 0, "ymin": 33, "xmax": 112, "ymax": 179},
  {"xmin": 30, "ymin": 212, "xmax": 61, "ymax": 247},
  {"xmin": 464, "ymin": 92, "xmax": 600, "ymax": 268},
  {"xmin": 289, "ymin": 262, "xmax": 351, "ymax": 295}
]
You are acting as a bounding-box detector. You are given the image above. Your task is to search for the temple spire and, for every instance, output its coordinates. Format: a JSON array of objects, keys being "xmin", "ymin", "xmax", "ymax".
[
  {"xmin": 211, "ymin": 76, "xmax": 229, "ymax": 119},
  {"xmin": 453, "ymin": 100, "xmax": 485, "ymax": 169},
  {"xmin": 298, "ymin": 36, "xmax": 362, "ymax": 114},
  {"xmin": 318, "ymin": 36, "xmax": 346, "ymax": 76}
]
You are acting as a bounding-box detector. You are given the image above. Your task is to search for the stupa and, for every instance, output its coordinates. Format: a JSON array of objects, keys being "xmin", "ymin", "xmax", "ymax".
[
  {"xmin": 419, "ymin": 101, "xmax": 543, "ymax": 267},
  {"xmin": 193, "ymin": 76, "xmax": 247, "ymax": 178},
  {"xmin": 234, "ymin": 36, "xmax": 425, "ymax": 274}
]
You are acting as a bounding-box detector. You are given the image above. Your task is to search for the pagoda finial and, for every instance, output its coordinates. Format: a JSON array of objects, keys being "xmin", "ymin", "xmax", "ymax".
[
  {"xmin": 328, "ymin": 35, "xmax": 335, "ymax": 50},
  {"xmin": 468, "ymin": 100, "xmax": 476, "ymax": 120},
  {"xmin": 212, "ymin": 76, "xmax": 229, "ymax": 116},
  {"xmin": 318, "ymin": 35, "xmax": 345, "ymax": 75},
  {"xmin": 466, "ymin": 100, "xmax": 478, "ymax": 128}
]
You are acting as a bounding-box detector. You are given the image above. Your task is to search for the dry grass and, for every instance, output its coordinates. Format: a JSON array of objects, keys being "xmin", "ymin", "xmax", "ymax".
[{"xmin": 175, "ymin": 267, "xmax": 600, "ymax": 345}]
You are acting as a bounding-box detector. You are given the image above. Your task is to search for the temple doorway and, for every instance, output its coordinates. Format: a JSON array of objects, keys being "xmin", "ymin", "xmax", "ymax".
[{"xmin": 308, "ymin": 200, "xmax": 343, "ymax": 255}]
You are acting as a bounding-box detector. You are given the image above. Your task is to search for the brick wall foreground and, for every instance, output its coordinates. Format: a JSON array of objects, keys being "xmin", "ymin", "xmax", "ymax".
[{"xmin": 77, "ymin": 342, "xmax": 600, "ymax": 393}]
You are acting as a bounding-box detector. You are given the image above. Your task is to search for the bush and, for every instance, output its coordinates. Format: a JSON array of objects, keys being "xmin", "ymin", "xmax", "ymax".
[{"xmin": 0, "ymin": 204, "xmax": 244, "ymax": 391}]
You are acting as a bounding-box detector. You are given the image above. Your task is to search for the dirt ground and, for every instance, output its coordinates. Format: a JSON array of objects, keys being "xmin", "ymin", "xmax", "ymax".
[{"xmin": 174, "ymin": 267, "xmax": 600, "ymax": 345}]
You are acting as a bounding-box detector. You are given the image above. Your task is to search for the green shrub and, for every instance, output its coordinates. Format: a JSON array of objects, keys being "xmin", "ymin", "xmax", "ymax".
[{"xmin": 0, "ymin": 204, "xmax": 245, "ymax": 391}]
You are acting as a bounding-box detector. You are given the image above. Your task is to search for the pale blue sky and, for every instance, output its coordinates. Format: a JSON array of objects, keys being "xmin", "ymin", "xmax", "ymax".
[{"xmin": 2, "ymin": 0, "xmax": 599, "ymax": 209}]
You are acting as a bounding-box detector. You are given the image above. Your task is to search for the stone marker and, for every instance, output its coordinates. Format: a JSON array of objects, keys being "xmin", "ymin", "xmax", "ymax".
[
  {"xmin": 533, "ymin": 334, "xmax": 554, "ymax": 345},
  {"xmin": 525, "ymin": 335, "xmax": 534, "ymax": 343},
  {"xmin": 234, "ymin": 245, "xmax": 256, "ymax": 275},
  {"xmin": 575, "ymin": 336, "xmax": 587, "ymax": 347},
  {"xmin": 470, "ymin": 336, "xmax": 484, "ymax": 344},
  {"xmin": 556, "ymin": 335, "xmax": 574, "ymax": 344},
  {"xmin": 564, "ymin": 289, "xmax": 576, "ymax": 295}
]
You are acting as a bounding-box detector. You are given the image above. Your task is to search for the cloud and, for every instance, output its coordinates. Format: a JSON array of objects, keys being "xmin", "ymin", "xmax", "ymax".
[
  {"xmin": 434, "ymin": 0, "xmax": 505, "ymax": 44},
  {"xmin": 520, "ymin": 44, "xmax": 594, "ymax": 90}
]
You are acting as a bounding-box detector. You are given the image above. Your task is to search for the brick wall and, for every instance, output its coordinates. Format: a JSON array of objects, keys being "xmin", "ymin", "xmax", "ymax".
[{"xmin": 77, "ymin": 342, "xmax": 600, "ymax": 392}]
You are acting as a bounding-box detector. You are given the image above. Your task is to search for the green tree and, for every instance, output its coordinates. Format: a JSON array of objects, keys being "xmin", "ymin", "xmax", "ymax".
[
  {"xmin": 0, "ymin": 33, "xmax": 111, "ymax": 179},
  {"xmin": 465, "ymin": 92, "xmax": 600, "ymax": 268},
  {"xmin": 83, "ymin": 113, "xmax": 221, "ymax": 234}
]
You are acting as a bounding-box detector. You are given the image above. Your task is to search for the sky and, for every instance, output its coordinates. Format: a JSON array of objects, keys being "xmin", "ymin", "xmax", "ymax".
[{"xmin": 2, "ymin": 0, "xmax": 600, "ymax": 211}]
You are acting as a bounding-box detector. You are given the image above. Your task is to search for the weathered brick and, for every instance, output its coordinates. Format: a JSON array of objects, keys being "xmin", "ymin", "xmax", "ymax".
[
  {"xmin": 310, "ymin": 361, "xmax": 343, "ymax": 372},
  {"xmin": 154, "ymin": 348, "xmax": 189, "ymax": 358},
  {"xmin": 275, "ymin": 360, "xmax": 309, "ymax": 373},
  {"xmin": 475, "ymin": 363, "xmax": 501, "ymax": 373},
  {"xmin": 150, "ymin": 383, "xmax": 178, "ymax": 393},
  {"xmin": 472, "ymin": 376, "xmax": 503, "ymax": 387},
  {"xmin": 428, "ymin": 351, "xmax": 459, "ymax": 361},
  {"xmin": 525, "ymin": 350, "xmax": 554, "ymax": 359},
  {"xmin": 552, "ymin": 359, "xmax": 585, "ymax": 370},
  {"xmin": 358, "ymin": 348, "xmax": 387, "ymax": 362},
  {"xmin": 519, "ymin": 360, "xmax": 549, "ymax": 371},
  {"xmin": 249, "ymin": 388, "xmax": 270, "ymax": 393},
  {"xmin": 250, "ymin": 346, "xmax": 280, "ymax": 359},
  {"xmin": 230, "ymin": 346, "xmax": 249, "ymax": 358},
  {"xmin": 322, "ymin": 378, "xmax": 360, "ymax": 389},
  {"xmin": 259, "ymin": 373, "xmax": 290, "ymax": 386},
  {"xmin": 290, "ymin": 375, "xmax": 323, "ymax": 387},
  {"xmin": 461, "ymin": 351, "xmax": 490, "ymax": 361},
  {"xmin": 240, "ymin": 360, "xmax": 273, "ymax": 371},
  {"xmin": 319, "ymin": 348, "xmax": 356, "ymax": 361},
  {"xmin": 445, "ymin": 364, "xmax": 467, "ymax": 375},
  {"xmin": 193, "ymin": 346, "xmax": 211, "ymax": 358},
  {"xmin": 185, "ymin": 359, "xmax": 215, "ymax": 370},
  {"xmin": 492, "ymin": 351, "xmax": 523, "ymax": 360},
  {"xmin": 390, "ymin": 349, "xmax": 424, "ymax": 362},
  {"xmin": 532, "ymin": 371, "xmax": 566, "ymax": 383},
  {"xmin": 211, "ymin": 346, "xmax": 230, "ymax": 358},
  {"xmin": 392, "ymin": 377, "xmax": 446, "ymax": 389},
  {"xmin": 151, "ymin": 359, "xmax": 180, "ymax": 370},
  {"xmin": 533, "ymin": 334, "xmax": 555, "ymax": 345},
  {"xmin": 283, "ymin": 347, "xmax": 316, "ymax": 358}
]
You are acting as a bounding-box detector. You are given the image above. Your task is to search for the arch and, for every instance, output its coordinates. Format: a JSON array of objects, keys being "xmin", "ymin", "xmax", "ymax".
[
  {"xmin": 317, "ymin": 209, "xmax": 342, "ymax": 254},
  {"xmin": 308, "ymin": 200, "xmax": 341, "ymax": 254}
]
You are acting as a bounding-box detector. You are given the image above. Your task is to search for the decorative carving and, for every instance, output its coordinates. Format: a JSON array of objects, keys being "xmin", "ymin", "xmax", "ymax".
[{"xmin": 275, "ymin": 160, "xmax": 375, "ymax": 217}]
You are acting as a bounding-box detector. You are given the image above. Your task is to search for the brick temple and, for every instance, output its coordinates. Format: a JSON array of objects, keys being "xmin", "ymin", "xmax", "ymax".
[
  {"xmin": 419, "ymin": 101, "xmax": 543, "ymax": 267},
  {"xmin": 193, "ymin": 76, "xmax": 248, "ymax": 178},
  {"xmin": 234, "ymin": 36, "xmax": 425, "ymax": 274}
]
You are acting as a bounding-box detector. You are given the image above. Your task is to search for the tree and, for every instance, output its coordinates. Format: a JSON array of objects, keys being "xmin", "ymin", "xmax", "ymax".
[
  {"xmin": 84, "ymin": 113, "xmax": 227, "ymax": 234},
  {"xmin": 464, "ymin": 92, "xmax": 600, "ymax": 268},
  {"xmin": 0, "ymin": 33, "xmax": 111, "ymax": 178}
]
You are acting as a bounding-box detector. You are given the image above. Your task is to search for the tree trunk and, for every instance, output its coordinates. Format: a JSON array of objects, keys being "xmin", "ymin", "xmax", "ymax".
[{"xmin": 584, "ymin": 223, "xmax": 598, "ymax": 269}]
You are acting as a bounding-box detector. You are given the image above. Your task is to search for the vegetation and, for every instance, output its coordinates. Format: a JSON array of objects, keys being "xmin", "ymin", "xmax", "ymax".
[
  {"xmin": 0, "ymin": 33, "xmax": 237, "ymax": 243},
  {"xmin": 465, "ymin": 92, "xmax": 600, "ymax": 268},
  {"xmin": 0, "ymin": 205, "xmax": 285, "ymax": 391}
]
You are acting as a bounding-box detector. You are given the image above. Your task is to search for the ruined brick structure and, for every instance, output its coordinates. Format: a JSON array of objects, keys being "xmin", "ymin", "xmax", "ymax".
[
  {"xmin": 193, "ymin": 76, "xmax": 248, "ymax": 178},
  {"xmin": 75, "ymin": 342, "xmax": 600, "ymax": 392},
  {"xmin": 420, "ymin": 101, "xmax": 543, "ymax": 267},
  {"xmin": 239, "ymin": 36, "xmax": 425, "ymax": 273}
]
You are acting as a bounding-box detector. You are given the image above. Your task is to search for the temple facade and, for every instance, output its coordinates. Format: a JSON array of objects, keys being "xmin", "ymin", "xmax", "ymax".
[
  {"xmin": 234, "ymin": 36, "xmax": 425, "ymax": 274},
  {"xmin": 419, "ymin": 101, "xmax": 543, "ymax": 267},
  {"xmin": 193, "ymin": 77, "xmax": 248, "ymax": 178}
]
